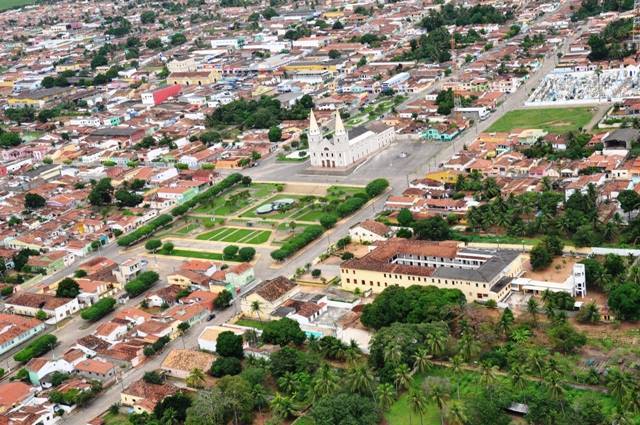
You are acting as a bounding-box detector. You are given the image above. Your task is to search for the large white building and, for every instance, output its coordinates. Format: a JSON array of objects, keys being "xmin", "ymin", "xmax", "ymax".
[{"xmin": 308, "ymin": 110, "xmax": 394, "ymax": 169}]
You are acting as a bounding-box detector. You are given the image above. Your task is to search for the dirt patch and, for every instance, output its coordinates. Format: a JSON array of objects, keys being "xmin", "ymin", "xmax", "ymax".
[{"xmin": 523, "ymin": 255, "xmax": 577, "ymax": 282}]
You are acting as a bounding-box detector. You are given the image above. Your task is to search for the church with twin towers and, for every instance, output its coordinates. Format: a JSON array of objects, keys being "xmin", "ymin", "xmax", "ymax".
[{"xmin": 307, "ymin": 110, "xmax": 395, "ymax": 169}]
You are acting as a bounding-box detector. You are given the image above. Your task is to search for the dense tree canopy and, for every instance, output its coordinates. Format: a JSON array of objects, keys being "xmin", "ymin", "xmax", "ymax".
[{"xmin": 361, "ymin": 285, "xmax": 465, "ymax": 329}]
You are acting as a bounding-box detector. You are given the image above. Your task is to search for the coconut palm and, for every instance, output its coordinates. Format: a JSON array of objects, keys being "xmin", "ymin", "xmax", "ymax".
[
  {"xmin": 277, "ymin": 372, "xmax": 297, "ymax": 395},
  {"xmin": 457, "ymin": 333, "xmax": 478, "ymax": 362},
  {"xmin": 394, "ymin": 363, "xmax": 412, "ymax": 393},
  {"xmin": 544, "ymin": 372, "xmax": 565, "ymax": 401},
  {"xmin": 607, "ymin": 368, "xmax": 633, "ymax": 405},
  {"xmin": 270, "ymin": 393, "xmax": 296, "ymax": 420},
  {"xmin": 479, "ymin": 363, "xmax": 498, "ymax": 389},
  {"xmin": 510, "ymin": 365, "xmax": 527, "ymax": 402},
  {"xmin": 445, "ymin": 400, "xmax": 467, "ymax": 425},
  {"xmin": 527, "ymin": 349, "xmax": 547, "ymax": 377},
  {"xmin": 450, "ymin": 355, "xmax": 463, "ymax": 399},
  {"xmin": 252, "ymin": 384, "xmax": 268, "ymax": 413},
  {"xmin": 408, "ymin": 387, "xmax": 428, "ymax": 425},
  {"xmin": 526, "ymin": 297, "xmax": 539, "ymax": 324},
  {"xmin": 345, "ymin": 364, "xmax": 375, "ymax": 397},
  {"xmin": 375, "ymin": 383, "xmax": 396, "ymax": 411},
  {"xmin": 186, "ymin": 367, "xmax": 206, "ymax": 389},
  {"xmin": 427, "ymin": 382, "xmax": 449, "ymax": 425},
  {"xmin": 250, "ymin": 300, "xmax": 262, "ymax": 322},
  {"xmin": 384, "ymin": 342, "xmax": 403, "ymax": 365},
  {"xmin": 426, "ymin": 330, "xmax": 447, "ymax": 356},
  {"xmin": 412, "ymin": 348, "xmax": 433, "ymax": 375},
  {"xmin": 312, "ymin": 364, "xmax": 339, "ymax": 400},
  {"xmin": 611, "ymin": 408, "xmax": 633, "ymax": 425}
]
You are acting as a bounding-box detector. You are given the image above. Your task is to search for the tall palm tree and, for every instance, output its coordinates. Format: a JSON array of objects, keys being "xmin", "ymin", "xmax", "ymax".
[
  {"xmin": 510, "ymin": 365, "xmax": 527, "ymax": 402},
  {"xmin": 479, "ymin": 363, "xmax": 498, "ymax": 389},
  {"xmin": 428, "ymin": 382, "xmax": 450, "ymax": 425},
  {"xmin": 412, "ymin": 348, "xmax": 433, "ymax": 375},
  {"xmin": 345, "ymin": 364, "xmax": 375, "ymax": 397},
  {"xmin": 185, "ymin": 368, "xmax": 206, "ymax": 389},
  {"xmin": 426, "ymin": 331, "xmax": 447, "ymax": 357},
  {"xmin": 384, "ymin": 342, "xmax": 403, "ymax": 365},
  {"xmin": 445, "ymin": 400, "xmax": 467, "ymax": 425},
  {"xmin": 270, "ymin": 393, "xmax": 296, "ymax": 420},
  {"xmin": 408, "ymin": 387, "xmax": 428, "ymax": 425},
  {"xmin": 278, "ymin": 372, "xmax": 297, "ymax": 395},
  {"xmin": 394, "ymin": 363, "xmax": 412, "ymax": 393},
  {"xmin": 611, "ymin": 408, "xmax": 633, "ymax": 425},
  {"xmin": 250, "ymin": 300, "xmax": 262, "ymax": 322},
  {"xmin": 450, "ymin": 355, "xmax": 463, "ymax": 399},
  {"xmin": 607, "ymin": 368, "xmax": 633, "ymax": 406},
  {"xmin": 527, "ymin": 297, "xmax": 539, "ymax": 325},
  {"xmin": 458, "ymin": 333, "xmax": 477, "ymax": 362},
  {"xmin": 375, "ymin": 383, "xmax": 396, "ymax": 411},
  {"xmin": 312, "ymin": 364, "xmax": 339, "ymax": 400},
  {"xmin": 527, "ymin": 349, "xmax": 547, "ymax": 377},
  {"xmin": 252, "ymin": 384, "xmax": 268, "ymax": 413}
]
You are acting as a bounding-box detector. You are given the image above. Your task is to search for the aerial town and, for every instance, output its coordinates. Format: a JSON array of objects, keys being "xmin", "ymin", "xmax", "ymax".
[{"xmin": 0, "ymin": 0, "xmax": 640, "ymax": 423}]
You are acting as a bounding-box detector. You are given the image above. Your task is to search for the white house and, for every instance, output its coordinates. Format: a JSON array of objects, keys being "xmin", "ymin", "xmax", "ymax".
[
  {"xmin": 349, "ymin": 220, "xmax": 392, "ymax": 243},
  {"xmin": 4, "ymin": 293, "xmax": 80, "ymax": 324}
]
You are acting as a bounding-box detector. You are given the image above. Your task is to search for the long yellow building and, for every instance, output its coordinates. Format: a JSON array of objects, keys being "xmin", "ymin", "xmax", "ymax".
[{"xmin": 340, "ymin": 239, "xmax": 521, "ymax": 303}]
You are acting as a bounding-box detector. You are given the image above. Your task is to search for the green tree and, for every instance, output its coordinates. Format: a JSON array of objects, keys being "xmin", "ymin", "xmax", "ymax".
[
  {"xmin": 214, "ymin": 289, "xmax": 233, "ymax": 309},
  {"xmin": 608, "ymin": 282, "xmax": 640, "ymax": 320},
  {"xmin": 24, "ymin": 193, "xmax": 46, "ymax": 209},
  {"xmin": 262, "ymin": 318, "xmax": 306, "ymax": 346},
  {"xmin": 397, "ymin": 208, "xmax": 414, "ymax": 226},
  {"xmin": 56, "ymin": 278, "xmax": 80, "ymax": 298},
  {"xmin": 186, "ymin": 368, "xmax": 206, "ymax": 388},
  {"xmin": 216, "ymin": 331, "xmax": 244, "ymax": 358},
  {"xmin": 376, "ymin": 383, "xmax": 396, "ymax": 411},
  {"xmin": 145, "ymin": 239, "xmax": 162, "ymax": 253},
  {"xmin": 88, "ymin": 178, "xmax": 114, "ymax": 206},
  {"xmin": 268, "ymin": 126, "xmax": 282, "ymax": 143}
]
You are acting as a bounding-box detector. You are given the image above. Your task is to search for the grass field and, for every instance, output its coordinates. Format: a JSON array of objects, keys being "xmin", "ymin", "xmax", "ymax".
[
  {"xmin": 175, "ymin": 223, "xmax": 199, "ymax": 235},
  {"xmin": 235, "ymin": 318, "xmax": 269, "ymax": 330},
  {"xmin": 487, "ymin": 107, "xmax": 593, "ymax": 134},
  {"xmin": 160, "ymin": 249, "xmax": 225, "ymax": 261},
  {"xmin": 0, "ymin": 0, "xmax": 36, "ymax": 10},
  {"xmin": 290, "ymin": 207, "xmax": 325, "ymax": 222},
  {"xmin": 241, "ymin": 195, "xmax": 305, "ymax": 219},
  {"xmin": 102, "ymin": 413, "xmax": 131, "ymax": 425},
  {"xmin": 196, "ymin": 227, "xmax": 271, "ymax": 244}
]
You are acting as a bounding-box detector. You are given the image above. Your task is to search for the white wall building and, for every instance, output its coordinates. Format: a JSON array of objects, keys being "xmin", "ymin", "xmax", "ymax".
[{"xmin": 308, "ymin": 110, "xmax": 394, "ymax": 169}]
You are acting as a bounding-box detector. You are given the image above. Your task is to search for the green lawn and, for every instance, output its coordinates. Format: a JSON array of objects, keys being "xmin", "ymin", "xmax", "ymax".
[
  {"xmin": 291, "ymin": 207, "xmax": 326, "ymax": 222},
  {"xmin": 0, "ymin": 0, "xmax": 36, "ymax": 10},
  {"xmin": 161, "ymin": 249, "xmax": 225, "ymax": 261},
  {"xmin": 175, "ymin": 223, "xmax": 199, "ymax": 235},
  {"xmin": 102, "ymin": 413, "xmax": 131, "ymax": 425},
  {"xmin": 241, "ymin": 195, "xmax": 305, "ymax": 219},
  {"xmin": 196, "ymin": 227, "xmax": 271, "ymax": 244},
  {"xmin": 292, "ymin": 417, "xmax": 315, "ymax": 425},
  {"xmin": 487, "ymin": 107, "xmax": 593, "ymax": 134},
  {"xmin": 235, "ymin": 318, "xmax": 269, "ymax": 329}
]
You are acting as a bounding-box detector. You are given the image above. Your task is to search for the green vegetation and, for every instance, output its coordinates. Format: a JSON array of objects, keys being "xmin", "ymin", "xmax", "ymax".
[
  {"xmin": 0, "ymin": 0, "xmax": 37, "ymax": 11},
  {"xmin": 14, "ymin": 334, "xmax": 57, "ymax": 363},
  {"xmin": 235, "ymin": 318, "xmax": 268, "ymax": 330},
  {"xmin": 196, "ymin": 227, "xmax": 271, "ymax": 244},
  {"xmin": 160, "ymin": 249, "xmax": 225, "ymax": 261},
  {"xmin": 488, "ymin": 107, "xmax": 594, "ymax": 134},
  {"xmin": 80, "ymin": 297, "xmax": 117, "ymax": 322},
  {"xmin": 588, "ymin": 18, "xmax": 634, "ymax": 61},
  {"xmin": 124, "ymin": 271, "xmax": 159, "ymax": 297}
]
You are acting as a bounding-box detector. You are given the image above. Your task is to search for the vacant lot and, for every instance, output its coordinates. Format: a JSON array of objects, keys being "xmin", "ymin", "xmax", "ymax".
[
  {"xmin": 0, "ymin": 0, "xmax": 36, "ymax": 10},
  {"xmin": 487, "ymin": 107, "xmax": 593, "ymax": 134},
  {"xmin": 196, "ymin": 227, "xmax": 271, "ymax": 244}
]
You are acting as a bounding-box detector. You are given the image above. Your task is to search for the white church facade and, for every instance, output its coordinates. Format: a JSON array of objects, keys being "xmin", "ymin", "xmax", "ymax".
[{"xmin": 308, "ymin": 110, "xmax": 395, "ymax": 169}]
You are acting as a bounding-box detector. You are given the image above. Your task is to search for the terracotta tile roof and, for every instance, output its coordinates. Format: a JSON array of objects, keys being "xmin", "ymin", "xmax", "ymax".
[
  {"xmin": 75, "ymin": 358, "xmax": 115, "ymax": 375},
  {"xmin": 357, "ymin": 220, "xmax": 390, "ymax": 237},
  {"xmin": 5, "ymin": 293, "xmax": 73, "ymax": 310},
  {"xmin": 123, "ymin": 380, "xmax": 179, "ymax": 404},
  {"xmin": 254, "ymin": 276, "xmax": 296, "ymax": 302},
  {"xmin": 161, "ymin": 349, "xmax": 215, "ymax": 373},
  {"xmin": 0, "ymin": 382, "xmax": 31, "ymax": 409}
]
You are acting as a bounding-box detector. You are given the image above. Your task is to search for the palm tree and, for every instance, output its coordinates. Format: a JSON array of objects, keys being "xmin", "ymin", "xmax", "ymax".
[
  {"xmin": 458, "ymin": 333, "xmax": 478, "ymax": 362},
  {"xmin": 394, "ymin": 363, "xmax": 412, "ymax": 393},
  {"xmin": 345, "ymin": 364, "xmax": 375, "ymax": 397},
  {"xmin": 312, "ymin": 364, "xmax": 339, "ymax": 400},
  {"xmin": 384, "ymin": 342, "xmax": 403, "ymax": 365},
  {"xmin": 270, "ymin": 393, "xmax": 296, "ymax": 420},
  {"xmin": 607, "ymin": 368, "xmax": 633, "ymax": 405},
  {"xmin": 527, "ymin": 297, "xmax": 539, "ymax": 324},
  {"xmin": 445, "ymin": 400, "xmax": 467, "ymax": 425},
  {"xmin": 375, "ymin": 383, "xmax": 396, "ymax": 411},
  {"xmin": 450, "ymin": 355, "xmax": 463, "ymax": 399},
  {"xmin": 428, "ymin": 382, "xmax": 449, "ymax": 425},
  {"xmin": 479, "ymin": 363, "xmax": 498, "ymax": 389},
  {"xmin": 278, "ymin": 372, "xmax": 297, "ymax": 395},
  {"xmin": 250, "ymin": 300, "xmax": 262, "ymax": 322},
  {"xmin": 627, "ymin": 265, "xmax": 640, "ymax": 285},
  {"xmin": 252, "ymin": 384, "xmax": 268, "ymax": 413},
  {"xmin": 186, "ymin": 368, "xmax": 206, "ymax": 389},
  {"xmin": 527, "ymin": 349, "xmax": 547, "ymax": 377},
  {"xmin": 510, "ymin": 365, "xmax": 527, "ymax": 402},
  {"xmin": 412, "ymin": 348, "xmax": 433, "ymax": 375},
  {"xmin": 611, "ymin": 407, "xmax": 633, "ymax": 425},
  {"xmin": 544, "ymin": 372, "xmax": 565, "ymax": 402},
  {"xmin": 344, "ymin": 340, "xmax": 362, "ymax": 365},
  {"xmin": 426, "ymin": 331, "xmax": 447, "ymax": 357},
  {"xmin": 408, "ymin": 387, "xmax": 428, "ymax": 425}
]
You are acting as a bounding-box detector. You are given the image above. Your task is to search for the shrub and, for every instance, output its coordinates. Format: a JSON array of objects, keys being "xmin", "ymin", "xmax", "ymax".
[
  {"xmin": 56, "ymin": 278, "xmax": 80, "ymax": 298},
  {"xmin": 270, "ymin": 225, "xmax": 324, "ymax": 260},
  {"xmin": 223, "ymin": 245, "xmax": 239, "ymax": 260},
  {"xmin": 210, "ymin": 357, "xmax": 242, "ymax": 377},
  {"xmin": 124, "ymin": 271, "xmax": 159, "ymax": 297},
  {"xmin": 117, "ymin": 214, "xmax": 173, "ymax": 246},
  {"xmin": 365, "ymin": 178, "xmax": 389, "ymax": 198},
  {"xmin": 341, "ymin": 252, "xmax": 354, "ymax": 260},
  {"xmin": 337, "ymin": 197, "xmax": 366, "ymax": 217},
  {"xmin": 262, "ymin": 318, "xmax": 306, "ymax": 346},
  {"xmin": 216, "ymin": 331, "xmax": 244, "ymax": 358},
  {"xmin": 319, "ymin": 214, "xmax": 338, "ymax": 229},
  {"xmin": 14, "ymin": 334, "xmax": 57, "ymax": 363},
  {"xmin": 214, "ymin": 289, "xmax": 233, "ymax": 309},
  {"xmin": 311, "ymin": 269, "xmax": 322, "ymax": 277},
  {"xmin": 80, "ymin": 297, "xmax": 116, "ymax": 321},
  {"xmin": 237, "ymin": 247, "xmax": 256, "ymax": 262},
  {"xmin": 145, "ymin": 239, "xmax": 162, "ymax": 252},
  {"xmin": 1, "ymin": 286, "xmax": 13, "ymax": 297}
]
